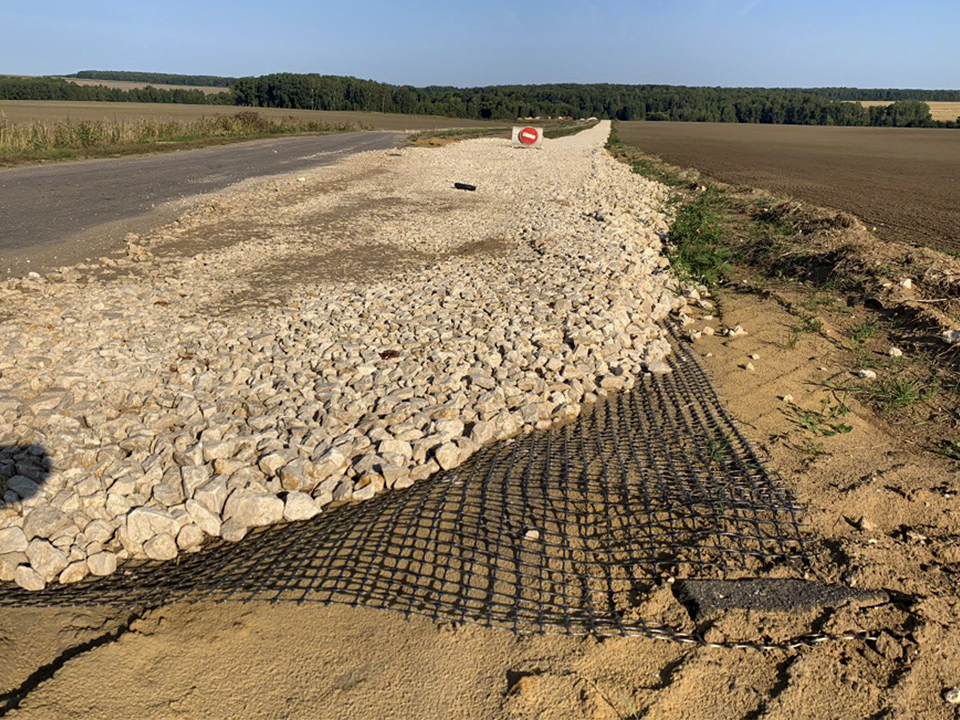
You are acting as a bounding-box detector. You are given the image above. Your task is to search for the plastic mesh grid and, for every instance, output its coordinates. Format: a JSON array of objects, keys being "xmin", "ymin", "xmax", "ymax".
[{"xmin": 0, "ymin": 331, "xmax": 810, "ymax": 637}]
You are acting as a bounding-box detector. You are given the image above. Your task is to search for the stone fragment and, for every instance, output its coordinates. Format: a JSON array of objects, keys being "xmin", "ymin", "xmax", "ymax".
[
  {"xmin": 15, "ymin": 565, "xmax": 45, "ymax": 591},
  {"xmin": 223, "ymin": 490, "xmax": 284, "ymax": 528},
  {"xmin": 87, "ymin": 552, "xmax": 118, "ymax": 576},
  {"xmin": 433, "ymin": 442, "xmax": 461, "ymax": 471},
  {"xmin": 59, "ymin": 561, "xmax": 88, "ymax": 584},
  {"xmin": 26, "ymin": 538, "xmax": 68, "ymax": 581},
  {"xmin": 283, "ymin": 492, "xmax": 320, "ymax": 521},
  {"xmin": 23, "ymin": 505, "xmax": 71, "ymax": 540},
  {"xmin": 6, "ymin": 475, "xmax": 40, "ymax": 499},
  {"xmin": 279, "ymin": 457, "xmax": 318, "ymax": 494},
  {"xmin": 0, "ymin": 552, "xmax": 27, "ymax": 582},
  {"xmin": 177, "ymin": 523, "xmax": 206, "ymax": 551},
  {"xmin": 0, "ymin": 526, "xmax": 28, "ymax": 554},
  {"xmin": 258, "ymin": 452, "xmax": 290, "ymax": 477},
  {"xmin": 83, "ymin": 519, "xmax": 115, "ymax": 545},
  {"xmin": 193, "ymin": 477, "xmax": 229, "ymax": 515},
  {"xmin": 220, "ymin": 518, "xmax": 248, "ymax": 543},
  {"xmin": 352, "ymin": 477, "xmax": 377, "ymax": 501},
  {"xmin": 125, "ymin": 507, "xmax": 179, "ymax": 546},
  {"xmin": 143, "ymin": 533, "xmax": 178, "ymax": 561},
  {"xmin": 185, "ymin": 500, "xmax": 222, "ymax": 537}
]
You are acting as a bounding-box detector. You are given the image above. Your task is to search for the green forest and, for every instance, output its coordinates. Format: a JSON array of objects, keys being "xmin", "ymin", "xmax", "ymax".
[
  {"xmin": 2, "ymin": 73, "xmax": 957, "ymax": 128},
  {"xmin": 0, "ymin": 76, "xmax": 234, "ymax": 105}
]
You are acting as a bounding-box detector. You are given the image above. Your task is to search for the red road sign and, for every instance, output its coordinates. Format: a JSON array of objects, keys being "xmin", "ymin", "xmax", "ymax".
[{"xmin": 519, "ymin": 127, "xmax": 540, "ymax": 145}]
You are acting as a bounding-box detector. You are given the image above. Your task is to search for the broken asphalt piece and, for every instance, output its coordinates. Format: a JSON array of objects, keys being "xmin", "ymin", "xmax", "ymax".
[
  {"xmin": 675, "ymin": 578, "xmax": 889, "ymax": 620},
  {"xmin": 454, "ymin": 182, "xmax": 477, "ymax": 191}
]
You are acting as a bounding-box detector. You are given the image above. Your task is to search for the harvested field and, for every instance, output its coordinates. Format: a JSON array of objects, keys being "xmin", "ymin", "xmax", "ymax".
[
  {"xmin": 52, "ymin": 77, "xmax": 229, "ymax": 96},
  {"xmin": 0, "ymin": 100, "xmax": 506, "ymax": 132},
  {"xmin": 617, "ymin": 121, "xmax": 960, "ymax": 253},
  {"xmin": 851, "ymin": 100, "xmax": 960, "ymax": 123}
]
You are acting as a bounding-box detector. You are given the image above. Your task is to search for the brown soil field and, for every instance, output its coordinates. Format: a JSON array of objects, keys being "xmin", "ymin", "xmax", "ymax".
[
  {"xmin": 52, "ymin": 77, "xmax": 229, "ymax": 96},
  {"xmin": 618, "ymin": 121, "xmax": 960, "ymax": 253},
  {"xmin": 850, "ymin": 100, "xmax": 960, "ymax": 123},
  {"xmin": 0, "ymin": 100, "xmax": 507, "ymax": 132}
]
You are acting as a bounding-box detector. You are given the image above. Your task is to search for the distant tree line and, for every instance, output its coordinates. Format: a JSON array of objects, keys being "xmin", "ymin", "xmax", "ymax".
[
  {"xmin": 3, "ymin": 74, "xmax": 957, "ymax": 128},
  {"xmin": 232, "ymin": 75, "xmax": 959, "ymax": 127},
  {"xmin": 800, "ymin": 87, "xmax": 960, "ymax": 102},
  {"xmin": 0, "ymin": 76, "xmax": 234, "ymax": 105},
  {"xmin": 71, "ymin": 70, "xmax": 236, "ymax": 88}
]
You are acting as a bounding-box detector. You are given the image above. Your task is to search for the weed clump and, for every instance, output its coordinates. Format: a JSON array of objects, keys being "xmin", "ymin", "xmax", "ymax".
[{"xmin": 668, "ymin": 188, "xmax": 731, "ymax": 286}]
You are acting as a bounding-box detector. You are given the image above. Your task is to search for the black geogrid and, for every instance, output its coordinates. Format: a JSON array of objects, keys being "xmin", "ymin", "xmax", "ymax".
[{"xmin": 0, "ymin": 328, "xmax": 810, "ymax": 637}]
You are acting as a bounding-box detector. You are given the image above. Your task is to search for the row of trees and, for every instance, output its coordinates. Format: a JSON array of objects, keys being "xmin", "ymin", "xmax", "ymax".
[
  {"xmin": 232, "ymin": 75, "xmax": 958, "ymax": 127},
  {"xmin": 801, "ymin": 86, "xmax": 960, "ymax": 102},
  {"xmin": 71, "ymin": 70, "xmax": 236, "ymax": 88},
  {"xmin": 0, "ymin": 77, "xmax": 234, "ymax": 105},
  {"xmin": 3, "ymin": 74, "xmax": 957, "ymax": 128}
]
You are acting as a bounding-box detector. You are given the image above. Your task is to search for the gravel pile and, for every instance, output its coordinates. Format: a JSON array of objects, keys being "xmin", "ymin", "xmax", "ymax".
[{"xmin": 0, "ymin": 121, "xmax": 684, "ymax": 590}]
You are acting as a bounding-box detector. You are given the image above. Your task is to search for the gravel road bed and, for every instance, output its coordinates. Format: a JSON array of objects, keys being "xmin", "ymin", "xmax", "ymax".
[{"xmin": 0, "ymin": 121, "xmax": 685, "ymax": 589}]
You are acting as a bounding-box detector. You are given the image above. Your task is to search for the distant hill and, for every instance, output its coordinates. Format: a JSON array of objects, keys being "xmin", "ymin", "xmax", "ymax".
[{"xmin": 68, "ymin": 70, "xmax": 236, "ymax": 88}]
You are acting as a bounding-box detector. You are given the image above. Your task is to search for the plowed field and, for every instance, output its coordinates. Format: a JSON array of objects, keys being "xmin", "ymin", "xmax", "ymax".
[{"xmin": 618, "ymin": 121, "xmax": 960, "ymax": 252}]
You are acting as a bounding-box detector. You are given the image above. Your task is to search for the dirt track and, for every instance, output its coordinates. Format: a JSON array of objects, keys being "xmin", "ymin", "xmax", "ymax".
[{"xmin": 618, "ymin": 121, "xmax": 960, "ymax": 252}]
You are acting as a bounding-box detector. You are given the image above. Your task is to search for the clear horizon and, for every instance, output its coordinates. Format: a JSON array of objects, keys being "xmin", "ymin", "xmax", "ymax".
[{"xmin": 2, "ymin": 0, "xmax": 958, "ymax": 90}]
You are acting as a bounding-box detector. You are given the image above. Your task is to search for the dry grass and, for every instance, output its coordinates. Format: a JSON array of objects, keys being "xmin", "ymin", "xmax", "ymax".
[
  {"xmin": 847, "ymin": 100, "xmax": 960, "ymax": 122},
  {"xmin": 52, "ymin": 77, "xmax": 228, "ymax": 95},
  {"xmin": 0, "ymin": 111, "xmax": 367, "ymax": 164},
  {"xmin": 0, "ymin": 100, "xmax": 508, "ymax": 132}
]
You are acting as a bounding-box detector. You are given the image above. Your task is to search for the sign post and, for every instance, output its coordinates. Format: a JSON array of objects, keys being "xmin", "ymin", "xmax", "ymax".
[{"xmin": 512, "ymin": 126, "xmax": 543, "ymax": 148}]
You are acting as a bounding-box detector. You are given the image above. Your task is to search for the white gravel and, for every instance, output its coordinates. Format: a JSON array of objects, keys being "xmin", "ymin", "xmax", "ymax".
[{"xmin": 0, "ymin": 121, "xmax": 686, "ymax": 589}]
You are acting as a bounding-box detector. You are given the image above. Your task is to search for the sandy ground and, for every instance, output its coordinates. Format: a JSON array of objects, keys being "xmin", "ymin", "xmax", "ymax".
[
  {"xmin": 617, "ymin": 121, "xmax": 960, "ymax": 253},
  {"xmin": 3, "ymin": 136, "xmax": 960, "ymax": 719},
  {"xmin": 5, "ymin": 268, "xmax": 960, "ymax": 719}
]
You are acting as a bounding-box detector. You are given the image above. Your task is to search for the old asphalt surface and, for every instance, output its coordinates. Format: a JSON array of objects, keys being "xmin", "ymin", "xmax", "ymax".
[{"xmin": 0, "ymin": 131, "xmax": 404, "ymax": 276}]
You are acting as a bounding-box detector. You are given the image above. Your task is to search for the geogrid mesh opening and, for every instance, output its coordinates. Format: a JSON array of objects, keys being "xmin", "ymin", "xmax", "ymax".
[{"xmin": 0, "ymin": 329, "xmax": 811, "ymax": 638}]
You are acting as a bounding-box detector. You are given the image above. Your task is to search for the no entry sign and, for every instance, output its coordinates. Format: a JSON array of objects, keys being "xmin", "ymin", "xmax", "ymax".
[{"xmin": 512, "ymin": 126, "xmax": 543, "ymax": 148}]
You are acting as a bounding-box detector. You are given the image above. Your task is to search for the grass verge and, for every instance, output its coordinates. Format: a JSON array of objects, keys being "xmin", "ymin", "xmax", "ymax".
[{"xmin": 0, "ymin": 111, "xmax": 366, "ymax": 165}]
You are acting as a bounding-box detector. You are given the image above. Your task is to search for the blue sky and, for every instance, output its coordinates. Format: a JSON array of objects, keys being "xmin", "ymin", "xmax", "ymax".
[{"xmin": 3, "ymin": 0, "xmax": 957, "ymax": 88}]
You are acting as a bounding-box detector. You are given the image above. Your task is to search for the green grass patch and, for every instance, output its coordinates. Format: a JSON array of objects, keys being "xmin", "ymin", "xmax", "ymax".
[
  {"xmin": 866, "ymin": 376, "xmax": 926, "ymax": 411},
  {"xmin": 667, "ymin": 188, "xmax": 731, "ymax": 286},
  {"xmin": 788, "ymin": 395, "xmax": 854, "ymax": 437},
  {"xmin": 935, "ymin": 439, "xmax": 960, "ymax": 462},
  {"xmin": 850, "ymin": 320, "xmax": 879, "ymax": 344}
]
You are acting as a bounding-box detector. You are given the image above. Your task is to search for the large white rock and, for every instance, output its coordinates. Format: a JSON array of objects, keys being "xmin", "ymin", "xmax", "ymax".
[
  {"xmin": 0, "ymin": 526, "xmax": 28, "ymax": 554},
  {"xmin": 283, "ymin": 492, "xmax": 320, "ymax": 521},
  {"xmin": 143, "ymin": 533, "xmax": 178, "ymax": 561},
  {"xmin": 125, "ymin": 507, "xmax": 179, "ymax": 546},
  {"xmin": 15, "ymin": 565, "xmax": 46, "ymax": 591},
  {"xmin": 25, "ymin": 539, "xmax": 68, "ymax": 581},
  {"xmin": 86, "ymin": 552, "xmax": 118, "ymax": 576},
  {"xmin": 223, "ymin": 490, "xmax": 284, "ymax": 528}
]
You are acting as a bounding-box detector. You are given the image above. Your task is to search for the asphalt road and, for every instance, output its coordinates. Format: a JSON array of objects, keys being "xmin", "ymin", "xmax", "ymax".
[{"xmin": 0, "ymin": 131, "xmax": 404, "ymax": 276}]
